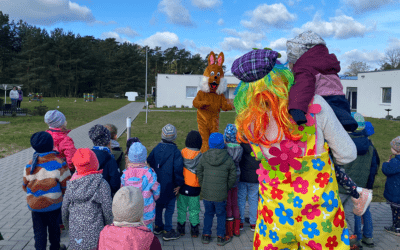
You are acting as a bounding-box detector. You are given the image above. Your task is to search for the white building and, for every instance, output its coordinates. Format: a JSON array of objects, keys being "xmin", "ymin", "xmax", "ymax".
[
  {"xmin": 341, "ymin": 69, "xmax": 400, "ymax": 118},
  {"xmin": 155, "ymin": 74, "xmax": 240, "ymax": 108}
]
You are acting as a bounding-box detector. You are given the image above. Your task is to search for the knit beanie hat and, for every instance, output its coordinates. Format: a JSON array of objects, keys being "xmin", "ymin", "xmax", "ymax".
[
  {"xmin": 126, "ymin": 137, "xmax": 141, "ymax": 153},
  {"xmin": 364, "ymin": 121, "xmax": 375, "ymax": 137},
  {"xmin": 162, "ymin": 124, "xmax": 177, "ymax": 142},
  {"xmin": 391, "ymin": 136, "xmax": 400, "ymax": 153},
  {"xmin": 72, "ymin": 148, "xmax": 99, "ymax": 175},
  {"xmin": 31, "ymin": 131, "xmax": 54, "ymax": 153},
  {"xmin": 113, "ymin": 186, "xmax": 144, "ymax": 223},
  {"xmin": 128, "ymin": 142, "xmax": 147, "ymax": 163},
  {"xmin": 209, "ymin": 132, "xmax": 225, "ymax": 149},
  {"xmin": 185, "ymin": 130, "xmax": 202, "ymax": 149},
  {"xmin": 89, "ymin": 124, "xmax": 111, "ymax": 146},
  {"xmin": 351, "ymin": 112, "xmax": 366, "ymax": 130},
  {"xmin": 286, "ymin": 30, "xmax": 326, "ymax": 64},
  {"xmin": 44, "ymin": 110, "xmax": 66, "ymax": 128},
  {"xmin": 224, "ymin": 124, "xmax": 238, "ymax": 143}
]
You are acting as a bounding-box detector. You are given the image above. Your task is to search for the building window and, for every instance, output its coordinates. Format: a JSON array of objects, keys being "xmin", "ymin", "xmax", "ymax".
[
  {"xmin": 346, "ymin": 87, "xmax": 357, "ymax": 110},
  {"xmin": 382, "ymin": 87, "xmax": 391, "ymax": 104},
  {"xmin": 186, "ymin": 87, "xmax": 197, "ymax": 98}
]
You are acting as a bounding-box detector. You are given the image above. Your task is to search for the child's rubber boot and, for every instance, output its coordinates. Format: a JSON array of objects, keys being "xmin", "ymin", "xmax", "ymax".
[
  {"xmin": 225, "ymin": 218, "xmax": 234, "ymax": 238},
  {"xmin": 177, "ymin": 222, "xmax": 185, "ymax": 236},
  {"xmin": 191, "ymin": 223, "xmax": 199, "ymax": 238},
  {"xmin": 233, "ymin": 218, "xmax": 241, "ymax": 237}
]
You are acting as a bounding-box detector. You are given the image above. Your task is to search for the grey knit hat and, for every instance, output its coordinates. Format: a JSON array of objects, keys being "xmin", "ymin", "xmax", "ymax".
[
  {"xmin": 162, "ymin": 124, "xmax": 177, "ymax": 142},
  {"xmin": 88, "ymin": 124, "xmax": 111, "ymax": 146},
  {"xmin": 112, "ymin": 186, "xmax": 144, "ymax": 223},
  {"xmin": 44, "ymin": 110, "xmax": 66, "ymax": 128},
  {"xmin": 286, "ymin": 30, "xmax": 326, "ymax": 64}
]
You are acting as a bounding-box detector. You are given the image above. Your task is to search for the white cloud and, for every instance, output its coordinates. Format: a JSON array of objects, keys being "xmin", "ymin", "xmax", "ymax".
[
  {"xmin": 287, "ymin": 0, "xmax": 301, "ymax": 6},
  {"xmin": 338, "ymin": 49, "xmax": 385, "ymax": 73},
  {"xmin": 100, "ymin": 32, "xmax": 131, "ymax": 44},
  {"xmin": 269, "ymin": 38, "xmax": 288, "ymax": 50},
  {"xmin": 113, "ymin": 26, "xmax": 139, "ymax": 38},
  {"xmin": 304, "ymin": 5, "xmax": 315, "ymax": 12},
  {"xmin": 139, "ymin": 32, "xmax": 183, "ymax": 50},
  {"xmin": 217, "ymin": 18, "xmax": 224, "ymax": 26},
  {"xmin": 220, "ymin": 29, "xmax": 265, "ymax": 51},
  {"xmin": 388, "ymin": 37, "xmax": 400, "ymax": 49},
  {"xmin": 0, "ymin": 0, "xmax": 95, "ymax": 25},
  {"xmin": 241, "ymin": 3, "xmax": 297, "ymax": 30},
  {"xmin": 158, "ymin": 0, "xmax": 195, "ymax": 26},
  {"xmin": 278, "ymin": 51, "xmax": 288, "ymax": 63},
  {"xmin": 343, "ymin": 0, "xmax": 398, "ymax": 14},
  {"xmin": 183, "ymin": 39, "xmax": 197, "ymax": 49},
  {"xmin": 87, "ymin": 20, "xmax": 117, "ymax": 26},
  {"xmin": 292, "ymin": 12, "xmax": 375, "ymax": 39},
  {"xmin": 191, "ymin": 0, "xmax": 222, "ymax": 9}
]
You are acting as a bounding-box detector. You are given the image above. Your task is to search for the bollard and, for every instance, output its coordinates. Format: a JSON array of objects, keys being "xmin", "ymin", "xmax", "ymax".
[
  {"xmin": 126, "ymin": 117, "xmax": 131, "ymax": 141},
  {"xmin": 146, "ymin": 101, "xmax": 148, "ymax": 124}
]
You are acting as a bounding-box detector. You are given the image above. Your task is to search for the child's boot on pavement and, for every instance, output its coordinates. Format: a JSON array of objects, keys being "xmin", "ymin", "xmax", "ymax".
[
  {"xmin": 233, "ymin": 218, "xmax": 241, "ymax": 237},
  {"xmin": 191, "ymin": 223, "xmax": 199, "ymax": 238},
  {"xmin": 177, "ymin": 222, "xmax": 185, "ymax": 236},
  {"xmin": 225, "ymin": 218, "xmax": 234, "ymax": 238}
]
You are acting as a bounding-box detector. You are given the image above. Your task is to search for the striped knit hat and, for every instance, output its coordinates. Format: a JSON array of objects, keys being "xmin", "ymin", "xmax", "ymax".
[
  {"xmin": 44, "ymin": 110, "xmax": 66, "ymax": 128},
  {"xmin": 162, "ymin": 124, "xmax": 177, "ymax": 142}
]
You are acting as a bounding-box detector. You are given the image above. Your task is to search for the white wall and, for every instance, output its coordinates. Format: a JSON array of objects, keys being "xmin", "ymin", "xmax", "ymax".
[
  {"xmin": 341, "ymin": 70, "xmax": 400, "ymax": 118},
  {"xmin": 156, "ymin": 74, "xmax": 240, "ymax": 108}
]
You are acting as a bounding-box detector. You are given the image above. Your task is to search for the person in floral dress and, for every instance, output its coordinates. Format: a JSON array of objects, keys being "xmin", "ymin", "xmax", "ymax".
[{"xmin": 231, "ymin": 48, "xmax": 357, "ymax": 249}]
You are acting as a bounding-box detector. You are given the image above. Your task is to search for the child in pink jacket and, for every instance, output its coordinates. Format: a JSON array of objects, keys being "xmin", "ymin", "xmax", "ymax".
[
  {"xmin": 98, "ymin": 186, "xmax": 162, "ymax": 250},
  {"xmin": 121, "ymin": 142, "xmax": 160, "ymax": 232},
  {"xmin": 45, "ymin": 110, "xmax": 77, "ymax": 173}
]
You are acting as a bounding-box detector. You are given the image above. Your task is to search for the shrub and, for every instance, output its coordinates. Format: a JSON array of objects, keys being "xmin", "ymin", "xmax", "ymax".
[
  {"xmin": 163, "ymin": 105, "xmax": 168, "ymax": 108},
  {"xmin": 181, "ymin": 105, "xmax": 185, "ymax": 108},
  {"xmin": 171, "ymin": 105, "xmax": 176, "ymax": 108},
  {"xmin": 386, "ymin": 115, "xmax": 393, "ymax": 120},
  {"xmin": 31, "ymin": 105, "xmax": 49, "ymax": 116},
  {"xmin": 11, "ymin": 112, "xmax": 17, "ymax": 117},
  {"xmin": 0, "ymin": 98, "xmax": 3, "ymax": 108},
  {"xmin": 396, "ymin": 116, "xmax": 400, "ymax": 120}
]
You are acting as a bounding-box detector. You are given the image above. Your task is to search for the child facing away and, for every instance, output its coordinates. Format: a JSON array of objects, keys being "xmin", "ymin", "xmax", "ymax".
[
  {"xmin": 382, "ymin": 136, "xmax": 400, "ymax": 236},
  {"xmin": 98, "ymin": 186, "xmax": 162, "ymax": 250},
  {"xmin": 45, "ymin": 110, "xmax": 77, "ymax": 173},
  {"xmin": 197, "ymin": 132, "xmax": 237, "ymax": 246},
  {"xmin": 286, "ymin": 30, "xmax": 372, "ymax": 215},
  {"xmin": 177, "ymin": 130, "xmax": 203, "ymax": 238},
  {"xmin": 223, "ymin": 124, "xmax": 243, "ymax": 237},
  {"xmin": 23, "ymin": 132, "xmax": 71, "ymax": 250},
  {"xmin": 104, "ymin": 124, "xmax": 126, "ymax": 174},
  {"xmin": 89, "ymin": 124, "xmax": 121, "ymax": 197},
  {"xmin": 62, "ymin": 148, "xmax": 114, "ymax": 250},
  {"xmin": 121, "ymin": 142, "xmax": 160, "ymax": 232},
  {"xmin": 147, "ymin": 124, "xmax": 184, "ymax": 241}
]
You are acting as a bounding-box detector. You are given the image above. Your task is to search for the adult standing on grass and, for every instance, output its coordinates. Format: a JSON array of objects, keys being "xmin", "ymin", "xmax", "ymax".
[
  {"xmin": 9, "ymin": 86, "xmax": 18, "ymax": 110},
  {"xmin": 17, "ymin": 86, "xmax": 23, "ymax": 109}
]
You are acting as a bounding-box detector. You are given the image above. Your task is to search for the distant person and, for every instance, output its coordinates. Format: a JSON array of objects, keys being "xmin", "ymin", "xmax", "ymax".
[
  {"xmin": 147, "ymin": 124, "xmax": 184, "ymax": 241},
  {"xmin": 97, "ymin": 186, "xmax": 162, "ymax": 250},
  {"xmin": 9, "ymin": 86, "xmax": 19, "ymax": 110},
  {"xmin": 89, "ymin": 124, "xmax": 121, "ymax": 197},
  {"xmin": 122, "ymin": 142, "xmax": 160, "ymax": 232},
  {"xmin": 17, "ymin": 86, "xmax": 23, "ymax": 109},
  {"xmin": 153, "ymin": 89, "xmax": 156, "ymax": 103},
  {"xmin": 45, "ymin": 110, "xmax": 77, "ymax": 173},
  {"xmin": 197, "ymin": 132, "xmax": 236, "ymax": 246},
  {"xmin": 383, "ymin": 136, "xmax": 400, "ymax": 236},
  {"xmin": 24, "ymin": 132, "xmax": 71, "ymax": 250},
  {"xmin": 62, "ymin": 148, "xmax": 113, "ymax": 250},
  {"xmin": 104, "ymin": 124, "xmax": 125, "ymax": 174}
]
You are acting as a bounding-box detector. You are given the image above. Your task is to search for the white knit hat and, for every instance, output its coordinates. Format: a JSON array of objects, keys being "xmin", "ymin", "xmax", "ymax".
[{"xmin": 112, "ymin": 186, "xmax": 144, "ymax": 223}]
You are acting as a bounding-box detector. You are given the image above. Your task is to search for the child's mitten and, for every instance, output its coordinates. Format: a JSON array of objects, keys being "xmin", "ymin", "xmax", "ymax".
[{"xmin": 289, "ymin": 109, "xmax": 307, "ymax": 125}]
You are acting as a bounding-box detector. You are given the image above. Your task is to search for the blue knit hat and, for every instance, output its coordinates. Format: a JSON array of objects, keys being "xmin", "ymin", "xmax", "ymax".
[
  {"xmin": 209, "ymin": 133, "xmax": 225, "ymax": 149},
  {"xmin": 364, "ymin": 121, "xmax": 374, "ymax": 137},
  {"xmin": 30, "ymin": 132, "xmax": 55, "ymax": 174},
  {"xmin": 351, "ymin": 112, "xmax": 365, "ymax": 130},
  {"xmin": 128, "ymin": 142, "xmax": 147, "ymax": 163},
  {"xmin": 44, "ymin": 110, "xmax": 66, "ymax": 128},
  {"xmin": 224, "ymin": 124, "xmax": 238, "ymax": 143},
  {"xmin": 126, "ymin": 137, "xmax": 141, "ymax": 153}
]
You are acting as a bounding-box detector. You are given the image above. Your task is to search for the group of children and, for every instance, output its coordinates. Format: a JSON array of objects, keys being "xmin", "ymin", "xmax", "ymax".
[{"xmin": 22, "ymin": 109, "xmax": 259, "ymax": 249}]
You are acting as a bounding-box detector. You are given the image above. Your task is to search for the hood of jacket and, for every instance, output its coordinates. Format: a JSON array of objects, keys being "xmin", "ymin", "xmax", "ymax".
[
  {"xmin": 154, "ymin": 142, "xmax": 177, "ymax": 167},
  {"xmin": 350, "ymin": 130, "xmax": 371, "ymax": 155},
  {"xmin": 67, "ymin": 174, "xmax": 104, "ymax": 203},
  {"xmin": 46, "ymin": 128, "xmax": 71, "ymax": 149},
  {"xmin": 294, "ymin": 44, "xmax": 340, "ymax": 75},
  {"xmin": 203, "ymin": 149, "xmax": 229, "ymax": 166},
  {"xmin": 226, "ymin": 143, "xmax": 243, "ymax": 163},
  {"xmin": 183, "ymin": 148, "xmax": 203, "ymax": 174}
]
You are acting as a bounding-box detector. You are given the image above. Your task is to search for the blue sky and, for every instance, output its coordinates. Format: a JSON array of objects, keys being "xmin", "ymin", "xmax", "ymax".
[{"xmin": 2, "ymin": 0, "xmax": 400, "ymax": 74}]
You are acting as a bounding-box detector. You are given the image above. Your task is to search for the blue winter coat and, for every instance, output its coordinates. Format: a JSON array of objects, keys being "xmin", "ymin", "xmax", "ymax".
[
  {"xmin": 382, "ymin": 155, "xmax": 400, "ymax": 204},
  {"xmin": 92, "ymin": 149, "xmax": 121, "ymax": 197},
  {"xmin": 147, "ymin": 141, "xmax": 184, "ymax": 204}
]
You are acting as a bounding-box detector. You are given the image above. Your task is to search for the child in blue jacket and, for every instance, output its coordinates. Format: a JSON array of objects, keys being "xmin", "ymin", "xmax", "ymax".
[
  {"xmin": 383, "ymin": 136, "xmax": 400, "ymax": 236},
  {"xmin": 147, "ymin": 124, "xmax": 184, "ymax": 241}
]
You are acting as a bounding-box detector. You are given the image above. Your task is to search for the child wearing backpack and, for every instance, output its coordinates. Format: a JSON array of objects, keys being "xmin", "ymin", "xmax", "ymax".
[
  {"xmin": 177, "ymin": 130, "xmax": 203, "ymax": 238},
  {"xmin": 24, "ymin": 132, "xmax": 71, "ymax": 250},
  {"xmin": 104, "ymin": 124, "xmax": 125, "ymax": 174},
  {"xmin": 62, "ymin": 148, "xmax": 113, "ymax": 250},
  {"xmin": 121, "ymin": 142, "xmax": 160, "ymax": 232}
]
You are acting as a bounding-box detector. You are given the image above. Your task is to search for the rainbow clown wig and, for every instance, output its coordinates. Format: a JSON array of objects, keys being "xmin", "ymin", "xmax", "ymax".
[{"xmin": 233, "ymin": 63, "xmax": 302, "ymax": 147}]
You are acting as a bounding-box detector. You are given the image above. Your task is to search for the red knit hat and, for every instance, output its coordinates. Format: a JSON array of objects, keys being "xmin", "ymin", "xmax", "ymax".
[{"xmin": 72, "ymin": 148, "xmax": 99, "ymax": 175}]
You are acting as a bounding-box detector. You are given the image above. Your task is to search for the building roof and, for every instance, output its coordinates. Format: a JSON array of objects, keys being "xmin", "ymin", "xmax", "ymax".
[{"xmin": 339, "ymin": 75, "xmax": 358, "ymax": 80}]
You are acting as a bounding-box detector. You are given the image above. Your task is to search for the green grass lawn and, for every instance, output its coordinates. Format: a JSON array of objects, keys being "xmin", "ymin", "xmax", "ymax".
[
  {"xmin": 0, "ymin": 97, "xmax": 130, "ymax": 158},
  {"xmin": 117, "ymin": 112, "xmax": 399, "ymax": 202}
]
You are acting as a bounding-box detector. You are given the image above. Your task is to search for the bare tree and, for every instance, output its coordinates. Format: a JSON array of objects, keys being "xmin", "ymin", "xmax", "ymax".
[
  {"xmin": 344, "ymin": 61, "xmax": 371, "ymax": 76},
  {"xmin": 380, "ymin": 48, "xmax": 400, "ymax": 70}
]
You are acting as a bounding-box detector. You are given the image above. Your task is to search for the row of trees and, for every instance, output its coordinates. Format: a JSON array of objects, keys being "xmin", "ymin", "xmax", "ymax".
[
  {"xmin": 0, "ymin": 11, "xmax": 210, "ymax": 98},
  {"xmin": 345, "ymin": 48, "xmax": 400, "ymax": 76}
]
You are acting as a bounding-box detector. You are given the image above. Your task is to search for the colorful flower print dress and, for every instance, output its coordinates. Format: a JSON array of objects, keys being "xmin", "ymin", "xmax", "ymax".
[{"xmin": 251, "ymin": 99, "xmax": 350, "ymax": 250}]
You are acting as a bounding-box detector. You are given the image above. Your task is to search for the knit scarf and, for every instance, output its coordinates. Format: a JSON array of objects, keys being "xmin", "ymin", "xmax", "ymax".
[
  {"xmin": 30, "ymin": 151, "xmax": 59, "ymax": 174},
  {"xmin": 93, "ymin": 146, "xmax": 115, "ymax": 159}
]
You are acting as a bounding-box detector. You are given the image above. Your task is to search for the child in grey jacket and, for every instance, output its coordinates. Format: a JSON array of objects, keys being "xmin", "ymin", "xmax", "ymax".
[{"xmin": 224, "ymin": 124, "xmax": 243, "ymax": 237}]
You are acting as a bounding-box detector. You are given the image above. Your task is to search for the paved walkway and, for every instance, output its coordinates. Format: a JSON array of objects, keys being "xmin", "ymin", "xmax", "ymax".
[{"xmin": 1, "ymin": 102, "xmax": 400, "ymax": 249}]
